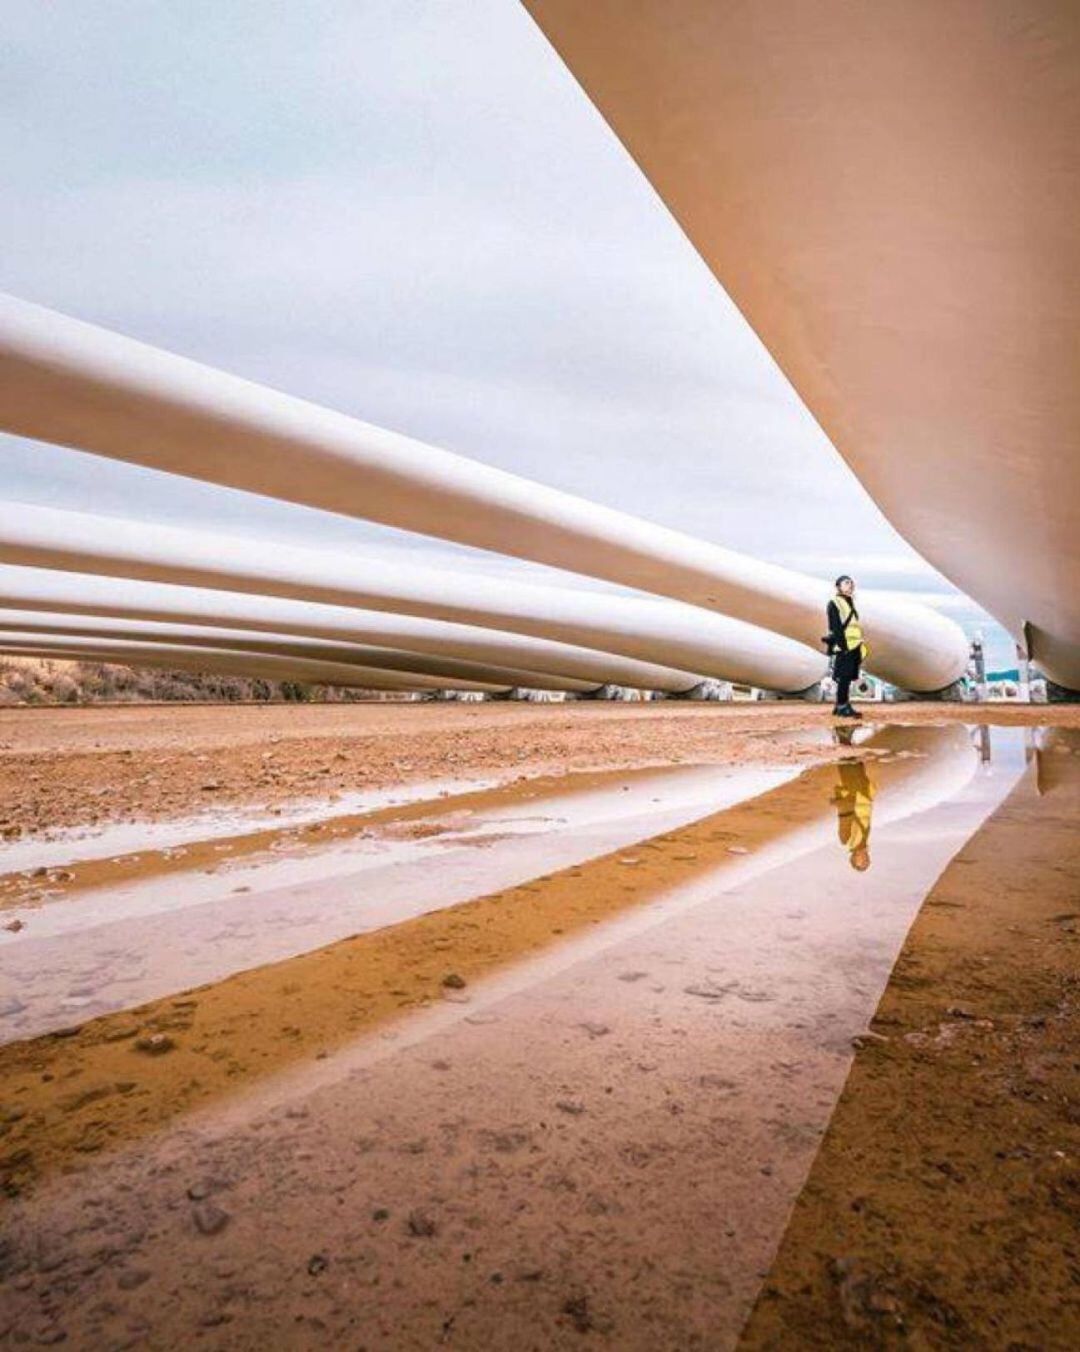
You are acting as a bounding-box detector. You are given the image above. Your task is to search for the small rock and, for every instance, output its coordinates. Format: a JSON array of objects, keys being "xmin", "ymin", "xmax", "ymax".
[
  {"xmin": 555, "ymin": 1099, "xmax": 586, "ymax": 1116},
  {"xmin": 406, "ymin": 1209, "xmax": 437, "ymax": 1237},
  {"xmin": 726, "ymin": 845, "xmax": 750, "ymax": 855},
  {"xmin": 134, "ymin": 1034, "xmax": 175, "ymax": 1056},
  {"xmin": 372, "ymin": 1207, "xmax": 390, "ymax": 1222},
  {"xmin": 684, "ymin": 982, "xmax": 731, "ymax": 1003},
  {"xmin": 4, "ymin": 918, "xmax": 25, "ymax": 933},
  {"xmin": 867, "ymin": 1289, "xmax": 901, "ymax": 1315},
  {"xmin": 307, "ymin": 1254, "xmax": 329, "ymax": 1276},
  {"xmin": 33, "ymin": 1326, "xmax": 66, "ymax": 1346},
  {"xmin": 192, "ymin": 1202, "xmax": 230, "ymax": 1236},
  {"xmin": 186, "ymin": 1181, "xmax": 211, "ymax": 1201},
  {"xmin": 441, "ymin": 973, "xmax": 467, "ymax": 990},
  {"xmin": 578, "ymin": 1021, "xmax": 611, "ymax": 1038},
  {"xmin": 197, "ymin": 1311, "xmax": 231, "ymax": 1328},
  {"xmin": 562, "ymin": 1295, "xmax": 593, "ymax": 1334},
  {"xmin": 117, "ymin": 1270, "xmax": 151, "ymax": 1291},
  {"xmin": 101, "ymin": 1025, "xmax": 139, "ymax": 1043}
]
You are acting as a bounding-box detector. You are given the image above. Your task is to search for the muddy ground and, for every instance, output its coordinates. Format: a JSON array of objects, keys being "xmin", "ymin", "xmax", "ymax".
[
  {"xmin": 0, "ymin": 701, "xmax": 1066, "ymax": 840},
  {"xmin": 0, "ymin": 704, "xmax": 1076, "ymax": 1349}
]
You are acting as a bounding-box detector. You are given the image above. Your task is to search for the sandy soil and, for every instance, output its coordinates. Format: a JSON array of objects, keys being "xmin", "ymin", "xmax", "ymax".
[
  {"xmin": 0, "ymin": 706, "xmax": 1075, "ymax": 1349},
  {"xmin": 0, "ymin": 701, "xmax": 1070, "ymax": 841}
]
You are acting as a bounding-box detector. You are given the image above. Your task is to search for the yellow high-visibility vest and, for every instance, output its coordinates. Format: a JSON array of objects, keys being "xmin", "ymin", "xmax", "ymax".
[{"xmin": 836, "ymin": 595, "xmax": 868, "ymax": 659}]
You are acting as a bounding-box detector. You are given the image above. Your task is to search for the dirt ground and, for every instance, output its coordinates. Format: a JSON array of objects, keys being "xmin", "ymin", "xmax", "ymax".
[
  {"xmin": 0, "ymin": 705, "xmax": 1076, "ymax": 1348},
  {"xmin": 0, "ymin": 701, "xmax": 1069, "ymax": 840}
]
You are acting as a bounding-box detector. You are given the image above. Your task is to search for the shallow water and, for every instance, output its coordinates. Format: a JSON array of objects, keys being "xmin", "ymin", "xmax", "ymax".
[
  {"xmin": 0, "ymin": 762, "xmax": 793, "ymax": 1041},
  {"xmin": 0, "ymin": 723, "xmax": 1065, "ymax": 1350}
]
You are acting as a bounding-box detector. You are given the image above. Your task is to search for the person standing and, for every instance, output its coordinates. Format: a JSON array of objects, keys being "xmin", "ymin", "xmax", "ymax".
[{"xmin": 826, "ymin": 575, "xmax": 868, "ymax": 719}]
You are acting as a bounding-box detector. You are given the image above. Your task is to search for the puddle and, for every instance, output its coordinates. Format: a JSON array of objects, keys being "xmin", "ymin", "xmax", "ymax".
[
  {"xmin": 0, "ymin": 723, "xmax": 1062, "ymax": 1350},
  {"xmin": 0, "ymin": 761, "xmax": 794, "ymax": 1041},
  {"xmin": 0, "ymin": 775, "xmax": 502, "ymax": 875}
]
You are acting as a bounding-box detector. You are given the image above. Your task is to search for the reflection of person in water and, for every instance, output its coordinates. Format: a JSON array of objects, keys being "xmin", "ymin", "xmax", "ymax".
[{"xmin": 832, "ymin": 735, "xmax": 876, "ymax": 871}]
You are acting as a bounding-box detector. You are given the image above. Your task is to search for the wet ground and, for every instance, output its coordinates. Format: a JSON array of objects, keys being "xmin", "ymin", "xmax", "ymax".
[{"xmin": 0, "ymin": 710, "xmax": 1076, "ymax": 1348}]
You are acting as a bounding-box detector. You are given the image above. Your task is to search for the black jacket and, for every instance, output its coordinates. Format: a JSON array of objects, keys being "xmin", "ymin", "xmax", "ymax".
[{"xmin": 826, "ymin": 598, "xmax": 859, "ymax": 655}]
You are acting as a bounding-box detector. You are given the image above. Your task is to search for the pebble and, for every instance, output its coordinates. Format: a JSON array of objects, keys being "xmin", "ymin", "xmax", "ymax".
[
  {"xmin": 117, "ymin": 1270, "xmax": 151, "ymax": 1291},
  {"xmin": 192, "ymin": 1203, "xmax": 230, "ymax": 1236},
  {"xmin": 578, "ymin": 1021, "xmax": 611, "ymax": 1038},
  {"xmin": 134, "ymin": 1034, "xmax": 175, "ymax": 1056},
  {"xmin": 441, "ymin": 973, "xmax": 467, "ymax": 990},
  {"xmin": 406, "ymin": 1209, "xmax": 437, "ymax": 1237}
]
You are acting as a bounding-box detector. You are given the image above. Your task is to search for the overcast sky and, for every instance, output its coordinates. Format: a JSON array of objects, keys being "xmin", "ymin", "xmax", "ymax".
[{"xmin": 1, "ymin": 0, "xmax": 1014, "ymax": 668}]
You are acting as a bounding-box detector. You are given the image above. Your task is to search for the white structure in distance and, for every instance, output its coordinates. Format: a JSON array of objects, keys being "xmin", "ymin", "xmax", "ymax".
[
  {"xmin": 0, "ymin": 503, "xmax": 829, "ymax": 694},
  {"xmin": 0, "ymin": 609, "xmax": 600, "ymax": 694},
  {"xmin": 0, "ymin": 565, "xmax": 705, "ymax": 695},
  {"xmin": 0, "ymin": 634, "xmax": 502, "ymax": 695},
  {"xmin": 0, "ymin": 294, "xmax": 969, "ymax": 693}
]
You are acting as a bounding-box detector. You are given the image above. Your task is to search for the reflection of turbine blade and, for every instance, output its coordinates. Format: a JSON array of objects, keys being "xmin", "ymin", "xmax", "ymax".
[
  {"xmin": 1035, "ymin": 728, "xmax": 1080, "ymax": 799},
  {"xmin": 0, "ymin": 635, "xmax": 501, "ymax": 694},
  {"xmin": 3, "ymin": 762, "xmax": 799, "ymax": 1039},
  {"xmin": 0, "ymin": 610, "xmax": 595, "ymax": 693},
  {"xmin": 0, "ymin": 294, "xmax": 968, "ymax": 692},
  {"xmin": 0, "ymin": 563, "xmax": 699, "ymax": 693},
  {"xmin": 0, "ymin": 503, "xmax": 826, "ymax": 692}
]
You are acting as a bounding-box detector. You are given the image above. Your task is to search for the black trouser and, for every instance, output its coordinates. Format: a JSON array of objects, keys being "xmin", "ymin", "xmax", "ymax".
[{"xmin": 833, "ymin": 647, "xmax": 862, "ymax": 708}]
